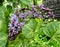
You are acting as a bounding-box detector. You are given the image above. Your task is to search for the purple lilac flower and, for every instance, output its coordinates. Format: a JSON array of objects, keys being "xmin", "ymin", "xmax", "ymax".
[{"xmin": 19, "ymin": 13, "xmax": 26, "ymax": 19}]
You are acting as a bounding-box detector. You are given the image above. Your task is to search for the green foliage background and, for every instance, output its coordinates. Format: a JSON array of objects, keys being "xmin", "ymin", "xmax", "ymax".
[{"xmin": 0, "ymin": 0, "xmax": 60, "ymax": 47}]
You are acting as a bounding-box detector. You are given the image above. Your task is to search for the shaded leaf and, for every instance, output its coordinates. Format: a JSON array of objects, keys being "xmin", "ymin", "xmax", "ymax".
[{"xmin": 43, "ymin": 21, "xmax": 59, "ymax": 37}]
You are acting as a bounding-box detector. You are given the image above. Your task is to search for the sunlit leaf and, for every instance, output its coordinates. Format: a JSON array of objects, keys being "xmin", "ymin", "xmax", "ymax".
[
  {"xmin": 0, "ymin": 33, "xmax": 8, "ymax": 47},
  {"xmin": 22, "ymin": 19, "xmax": 37, "ymax": 38},
  {"xmin": 53, "ymin": 30, "xmax": 60, "ymax": 43},
  {"xmin": 0, "ymin": 6, "xmax": 6, "ymax": 20},
  {"xmin": 20, "ymin": 0, "xmax": 32, "ymax": 6}
]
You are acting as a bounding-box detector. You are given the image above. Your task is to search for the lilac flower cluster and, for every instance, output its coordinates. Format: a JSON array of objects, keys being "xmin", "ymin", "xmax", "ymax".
[
  {"xmin": 39, "ymin": 4, "xmax": 55, "ymax": 19},
  {"xmin": 8, "ymin": 14, "xmax": 24, "ymax": 40},
  {"xmin": 31, "ymin": 5, "xmax": 39, "ymax": 18},
  {"xmin": 8, "ymin": 4, "xmax": 55, "ymax": 40}
]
